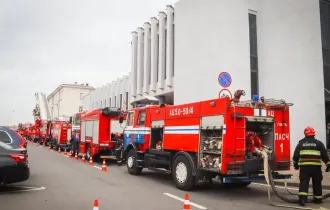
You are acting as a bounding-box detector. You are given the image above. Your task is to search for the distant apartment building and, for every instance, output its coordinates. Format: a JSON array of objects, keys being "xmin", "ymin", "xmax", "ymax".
[{"xmin": 47, "ymin": 83, "xmax": 94, "ymax": 120}]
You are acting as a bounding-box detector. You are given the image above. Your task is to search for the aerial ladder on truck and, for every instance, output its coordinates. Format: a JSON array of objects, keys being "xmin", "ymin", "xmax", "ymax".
[{"xmin": 33, "ymin": 92, "xmax": 52, "ymax": 145}]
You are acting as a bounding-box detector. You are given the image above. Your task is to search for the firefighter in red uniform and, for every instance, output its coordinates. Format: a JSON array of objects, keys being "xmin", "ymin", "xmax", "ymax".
[{"xmin": 292, "ymin": 126, "xmax": 330, "ymax": 206}]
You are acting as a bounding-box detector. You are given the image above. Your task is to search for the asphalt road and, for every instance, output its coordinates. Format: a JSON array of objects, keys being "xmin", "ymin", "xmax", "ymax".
[{"xmin": 0, "ymin": 143, "xmax": 329, "ymax": 210}]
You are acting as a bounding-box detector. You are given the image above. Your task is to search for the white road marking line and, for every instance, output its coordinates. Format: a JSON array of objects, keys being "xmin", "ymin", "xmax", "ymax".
[
  {"xmin": 163, "ymin": 192, "xmax": 207, "ymax": 209},
  {"xmin": 252, "ymin": 183, "xmax": 330, "ymax": 192},
  {"xmin": 0, "ymin": 186, "xmax": 46, "ymax": 193},
  {"xmin": 93, "ymin": 166, "xmax": 102, "ymax": 170}
]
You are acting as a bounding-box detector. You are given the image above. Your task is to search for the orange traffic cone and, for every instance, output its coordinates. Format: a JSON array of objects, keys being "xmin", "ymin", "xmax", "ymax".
[
  {"xmin": 89, "ymin": 156, "xmax": 93, "ymax": 166},
  {"xmin": 81, "ymin": 154, "xmax": 86, "ymax": 163},
  {"xmin": 69, "ymin": 150, "xmax": 72, "ymax": 158},
  {"xmin": 183, "ymin": 193, "xmax": 191, "ymax": 210},
  {"xmin": 75, "ymin": 152, "xmax": 78, "ymax": 160},
  {"xmin": 58, "ymin": 147, "xmax": 61, "ymax": 154},
  {"xmin": 64, "ymin": 149, "xmax": 67, "ymax": 156},
  {"xmin": 101, "ymin": 159, "xmax": 107, "ymax": 172},
  {"xmin": 93, "ymin": 199, "xmax": 99, "ymax": 210}
]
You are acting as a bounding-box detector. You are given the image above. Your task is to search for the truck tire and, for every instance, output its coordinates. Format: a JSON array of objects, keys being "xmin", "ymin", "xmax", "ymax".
[
  {"xmin": 172, "ymin": 155, "xmax": 196, "ymax": 191},
  {"xmin": 126, "ymin": 149, "xmax": 142, "ymax": 175}
]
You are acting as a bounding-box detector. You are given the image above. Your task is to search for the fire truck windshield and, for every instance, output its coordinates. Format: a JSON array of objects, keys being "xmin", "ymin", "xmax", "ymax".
[{"xmin": 73, "ymin": 115, "xmax": 81, "ymax": 126}]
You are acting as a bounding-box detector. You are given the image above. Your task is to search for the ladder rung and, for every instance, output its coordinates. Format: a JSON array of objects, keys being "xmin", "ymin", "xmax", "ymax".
[{"xmin": 235, "ymin": 138, "xmax": 245, "ymax": 140}]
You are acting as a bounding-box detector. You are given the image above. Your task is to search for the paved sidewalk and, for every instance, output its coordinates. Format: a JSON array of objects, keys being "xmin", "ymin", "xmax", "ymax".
[{"xmin": 273, "ymin": 166, "xmax": 330, "ymax": 190}]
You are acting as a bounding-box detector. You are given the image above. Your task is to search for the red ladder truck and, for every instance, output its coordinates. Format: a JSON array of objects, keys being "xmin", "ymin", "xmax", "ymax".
[
  {"xmin": 119, "ymin": 90, "xmax": 293, "ymax": 190},
  {"xmin": 79, "ymin": 107, "xmax": 127, "ymax": 162}
]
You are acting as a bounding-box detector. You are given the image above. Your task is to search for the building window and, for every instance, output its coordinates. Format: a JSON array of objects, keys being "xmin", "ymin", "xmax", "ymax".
[
  {"xmin": 320, "ymin": 0, "xmax": 330, "ymax": 95},
  {"xmin": 157, "ymin": 32, "xmax": 160, "ymax": 82},
  {"xmin": 120, "ymin": 94, "xmax": 123, "ymax": 109},
  {"xmin": 165, "ymin": 21, "xmax": 167, "ymax": 80},
  {"xmin": 249, "ymin": 13, "xmax": 259, "ymax": 98},
  {"xmin": 125, "ymin": 92, "xmax": 129, "ymax": 109},
  {"xmin": 80, "ymin": 93, "xmax": 84, "ymax": 100},
  {"xmin": 79, "ymin": 106, "xmax": 83, "ymax": 112},
  {"xmin": 114, "ymin": 96, "xmax": 117, "ymax": 107},
  {"xmin": 109, "ymin": 98, "xmax": 112, "ymax": 107},
  {"xmin": 173, "ymin": 13, "xmax": 175, "ymax": 77}
]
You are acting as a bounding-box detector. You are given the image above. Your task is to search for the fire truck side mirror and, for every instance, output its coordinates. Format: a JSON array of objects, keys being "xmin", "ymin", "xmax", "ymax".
[{"xmin": 119, "ymin": 115, "xmax": 124, "ymax": 124}]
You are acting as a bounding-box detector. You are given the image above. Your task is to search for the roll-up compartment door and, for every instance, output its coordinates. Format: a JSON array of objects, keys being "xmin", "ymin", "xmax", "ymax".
[
  {"xmin": 92, "ymin": 120, "xmax": 99, "ymax": 144},
  {"xmin": 81, "ymin": 121, "xmax": 86, "ymax": 142}
]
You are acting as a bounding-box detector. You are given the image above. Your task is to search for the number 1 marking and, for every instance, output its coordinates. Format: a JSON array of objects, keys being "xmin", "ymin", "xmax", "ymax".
[{"xmin": 280, "ymin": 143, "xmax": 283, "ymax": 153}]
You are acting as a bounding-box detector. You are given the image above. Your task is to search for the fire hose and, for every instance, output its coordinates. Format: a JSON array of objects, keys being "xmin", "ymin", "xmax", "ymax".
[{"xmin": 258, "ymin": 147, "xmax": 330, "ymax": 210}]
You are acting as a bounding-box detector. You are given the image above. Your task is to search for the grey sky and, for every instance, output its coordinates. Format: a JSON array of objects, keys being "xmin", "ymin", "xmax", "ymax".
[{"xmin": 0, "ymin": 0, "xmax": 177, "ymax": 125}]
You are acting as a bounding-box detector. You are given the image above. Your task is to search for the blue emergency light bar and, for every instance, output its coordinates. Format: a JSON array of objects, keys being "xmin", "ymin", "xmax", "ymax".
[
  {"xmin": 252, "ymin": 95, "xmax": 259, "ymax": 102},
  {"xmin": 137, "ymin": 104, "xmax": 147, "ymax": 108}
]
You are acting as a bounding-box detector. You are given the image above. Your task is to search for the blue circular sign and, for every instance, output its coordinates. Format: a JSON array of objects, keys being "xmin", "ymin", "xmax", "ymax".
[{"xmin": 218, "ymin": 72, "xmax": 232, "ymax": 88}]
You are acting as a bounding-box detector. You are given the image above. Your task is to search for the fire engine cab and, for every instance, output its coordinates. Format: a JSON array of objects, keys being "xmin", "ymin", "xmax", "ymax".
[
  {"xmin": 79, "ymin": 107, "xmax": 127, "ymax": 161},
  {"xmin": 120, "ymin": 91, "xmax": 293, "ymax": 190}
]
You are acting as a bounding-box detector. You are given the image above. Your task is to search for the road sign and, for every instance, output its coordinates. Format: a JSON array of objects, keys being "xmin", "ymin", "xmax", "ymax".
[
  {"xmin": 219, "ymin": 89, "xmax": 232, "ymax": 99},
  {"xmin": 218, "ymin": 72, "xmax": 232, "ymax": 88}
]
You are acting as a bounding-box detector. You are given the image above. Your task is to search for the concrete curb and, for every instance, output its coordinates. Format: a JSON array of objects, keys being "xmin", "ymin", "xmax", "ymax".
[{"xmin": 254, "ymin": 181, "xmax": 330, "ymax": 190}]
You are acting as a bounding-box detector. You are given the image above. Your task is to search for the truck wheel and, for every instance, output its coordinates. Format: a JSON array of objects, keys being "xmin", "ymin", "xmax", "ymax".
[
  {"xmin": 172, "ymin": 155, "xmax": 195, "ymax": 191},
  {"xmin": 126, "ymin": 149, "xmax": 142, "ymax": 175}
]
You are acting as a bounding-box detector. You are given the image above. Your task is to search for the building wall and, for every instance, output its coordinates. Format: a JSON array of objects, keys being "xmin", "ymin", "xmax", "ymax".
[
  {"xmin": 257, "ymin": 0, "xmax": 326, "ymax": 151},
  {"xmin": 82, "ymin": 75, "xmax": 131, "ymax": 111},
  {"xmin": 48, "ymin": 85, "xmax": 93, "ymax": 120},
  {"xmin": 174, "ymin": 0, "xmax": 251, "ymax": 104}
]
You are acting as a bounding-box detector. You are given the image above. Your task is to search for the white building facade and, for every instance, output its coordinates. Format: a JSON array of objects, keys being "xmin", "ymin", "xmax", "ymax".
[
  {"xmin": 47, "ymin": 83, "xmax": 94, "ymax": 120},
  {"xmin": 82, "ymin": 75, "xmax": 131, "ymax": 111},
  {"xmin": 82, "ymin": 0, "xmax": 330, "ymax": 152}
]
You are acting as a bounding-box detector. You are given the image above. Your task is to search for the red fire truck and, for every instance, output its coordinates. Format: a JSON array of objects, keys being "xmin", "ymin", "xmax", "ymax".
[
  {"xmin": 120, "ymin": 91, "xmax": 293, "ymax": 190},
  {"xmin": 50, "ymin": 121, "xmax": 71, "ymax": 150},
  {"xmin": 69, "ymin": 111, "xmax": 88, "ymax": 154},
  {"xmin": 79, "ymin": 107, "xmax": 127, "ymax": 161},
  {"xmin": 40, "ymin": 121, "xmax": 52, "ymax": 146}
]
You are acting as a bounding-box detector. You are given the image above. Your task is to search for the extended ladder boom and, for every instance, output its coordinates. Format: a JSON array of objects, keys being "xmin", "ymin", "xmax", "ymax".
[{"xmin": 34, "ymin": 92, "xmax": 51, "ymax": 122}]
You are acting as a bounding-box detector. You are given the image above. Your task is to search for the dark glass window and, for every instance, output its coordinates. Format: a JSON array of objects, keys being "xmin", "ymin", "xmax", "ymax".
[
  {"xmin": 0, "ymin": 131, "xmax": 11, "ymax": 143},
  {"xmin": 249, "ymin": 13, "xmax": 259, "ymax": 97},
  {"xmin": 320, "ymin": 1, "xmax": 330, "ymax": 93}
]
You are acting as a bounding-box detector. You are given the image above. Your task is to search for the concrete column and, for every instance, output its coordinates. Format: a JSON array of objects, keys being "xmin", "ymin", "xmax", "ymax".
[
  {"xmin": 257, "ymin": 0, "xmax": 325, "ymax": 152},
  {"xmin": 150, "ymin": 17, "xmax": 159, "ymax": 92},
  {"xmin": 131, "ymin": 31, "xmax": 138, "ymax": 97},
  {"xmin": 166, "ymin": 5, "xmax": 174, "ymax": 88},
  {"xmin": 143, "ymin": 22, "xmax": 151, "ymax": 94},
  {"xmin": 137, "ymin": 27, "xmax": 144, "ymax": 96},
  {"xmin": 158, "ymin": 11, "xmax": 167, "ymax": 90}
]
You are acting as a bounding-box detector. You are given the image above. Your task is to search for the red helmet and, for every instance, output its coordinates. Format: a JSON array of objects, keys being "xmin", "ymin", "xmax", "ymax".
[
  {"xmin": 304, "ymin": 126, "xmax": 315, "ymax": 136},
  {"xmin": 115, "ymin": 133, "xmax": 121, "ymax": 138}
]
